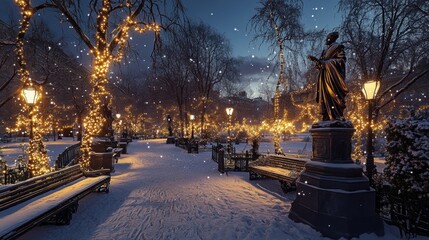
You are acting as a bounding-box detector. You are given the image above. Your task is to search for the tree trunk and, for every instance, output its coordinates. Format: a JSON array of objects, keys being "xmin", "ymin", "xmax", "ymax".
[{"xmin": 273, "ymin": 43, "xmax": 285, "ymax": 154}]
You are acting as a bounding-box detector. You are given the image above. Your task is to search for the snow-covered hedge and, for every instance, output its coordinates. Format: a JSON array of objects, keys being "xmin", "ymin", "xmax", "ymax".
[{"xmin": 384, "ymin": 109, "xmax": 429, "ymax": 194}]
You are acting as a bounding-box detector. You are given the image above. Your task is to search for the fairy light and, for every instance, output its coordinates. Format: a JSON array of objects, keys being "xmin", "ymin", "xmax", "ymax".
[
  {"xmin": 15, "ymin": 0, "xmax": 32, "ymax": 84},
  {"xmin": 79, "ymin": 1, "xmax": 161, "ymax": 169},
  {"xmin": 15, "ymin": 0, "xmax": 50, "ymax": 177}
]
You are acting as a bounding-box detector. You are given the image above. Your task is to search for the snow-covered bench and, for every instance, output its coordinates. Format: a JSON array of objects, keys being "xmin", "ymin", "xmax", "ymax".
[
  {"xmin": 0, "ymin": 165, "xmax": 110, "ymax": 239},
  {"xmin": 248, "ymin": 154, "xmax": 308, "ymax": 193}
]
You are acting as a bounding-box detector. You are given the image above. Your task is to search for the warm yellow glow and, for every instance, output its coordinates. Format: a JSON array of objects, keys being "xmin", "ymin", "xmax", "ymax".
[
  {"xmin": 226, "ymin": 107, "xmax": 234, "ymax": 116},
  {"xmin": 22, "ymin": 85, "xmax": 39, "ymax": 105},
  {"xmin": 362, "ymin": 80, "xmax": 380, "ymax": 100},
  {"xmin": 78, "ymin": 0, "xmax": 162, "ymax": 170},
  {"xmin": 116, "ymin": 113, "xmax": 121, "ymax": 119},
  {"xmin": 190, "ymin": 114, "xmax": 195, "ymax": 121},
  {"xmin": 14, "ymin": 0, "xmax": 50, "ymax": 177}
]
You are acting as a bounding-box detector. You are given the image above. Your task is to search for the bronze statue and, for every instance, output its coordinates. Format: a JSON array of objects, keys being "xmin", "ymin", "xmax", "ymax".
[{"xmin": 308, "ymin": 32, "xmax": 349, "ymax": 121}]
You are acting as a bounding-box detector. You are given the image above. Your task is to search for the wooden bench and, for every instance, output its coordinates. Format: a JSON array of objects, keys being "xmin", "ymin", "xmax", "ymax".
[
  {"xmin": 0, "ymin": 165, "xmax": 110, "ymax": 239},
  {"xmin": 248, "ymin": 154, "xmax": 308, "ymax": 193}
]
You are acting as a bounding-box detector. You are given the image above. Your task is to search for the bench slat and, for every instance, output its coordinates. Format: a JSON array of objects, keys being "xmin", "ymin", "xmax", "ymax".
[
  {"xmin": 248, "ymin": 154, "xmax": 308, "ymax": 193},
  {"xmin": 0, "ymin": 166, "xmax": 83, "ymax": 211},
  {"xmin": 0, "ymin": 175, "xmax": 110, "ymax": 239}
]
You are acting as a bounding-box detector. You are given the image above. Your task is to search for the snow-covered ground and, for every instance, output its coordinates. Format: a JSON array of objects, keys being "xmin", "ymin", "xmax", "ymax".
[
  {"xmin": 17, "ymin": 139, "xmax": 414, "ymax": 240},
  {"xmin": 0, "ymin": 137, "xmax": 79, "ymax": 167}
]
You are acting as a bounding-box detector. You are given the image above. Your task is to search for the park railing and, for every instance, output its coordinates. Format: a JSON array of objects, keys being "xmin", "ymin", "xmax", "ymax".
[
  {"xmin": 55, "ymin": 143, "xmax": 81, "ymax": 169},
  {"xmin": 212, "ymin": 145, "xmax": 256, "ymax": 173},
  {"xmin": 0, "ymin": 157, "xmax": 28, "ymax": 185},
  {"xmin": 175, "ymin": 138, "xmax": 199, "ymax": 153},
  {"xmin": 1, "ymin": 143, "xmax": 81, "ymax": 185},
  {"xmin": 374, "ymin": 173, "xmax": 429, "ymax": 238}
]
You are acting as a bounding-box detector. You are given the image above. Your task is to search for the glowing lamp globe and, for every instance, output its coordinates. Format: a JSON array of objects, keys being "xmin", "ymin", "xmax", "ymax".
[
  {"xmin": 226, "ymin": 107, "xmax": 234, "ymax": 116},
  {"xmin": 22, "ymin": 86, "xmax": 39, "ymax": 105},
  {"xmin": 362, "ymin": 80, "xmax": 380, "ymax": 100},
  {"xmin": 190, "ymin": 114, "xmax": 195, "ymax": 121}
]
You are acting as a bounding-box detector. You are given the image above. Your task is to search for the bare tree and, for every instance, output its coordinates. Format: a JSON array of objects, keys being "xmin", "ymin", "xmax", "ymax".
[
  {"xmin": 154, "ymin": 25, "xmax": 193, "ymax": 137},
  {"xmin": 249, "ymin": 0, "xmax": 303, "ymax": 154},
  {"xmin": 339, "ymin": 0, "xmax": 429, "ymax": 116},
  {"xmin": 183, "ymin": 22, "xmax": 237, "ymax": 135}
]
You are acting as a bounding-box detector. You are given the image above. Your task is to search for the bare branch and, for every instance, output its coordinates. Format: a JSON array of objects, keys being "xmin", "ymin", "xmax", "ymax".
[
  {"xmin": 0, "ymin": 69, "xmax": 17, "ymax": 92},
  {"xmin": 376, "ymin": 69, "xmax": 429, "ymax": 111},
  {"xmin": 51, "ymin": 0, "xmax": 95, "ymax": 52}
]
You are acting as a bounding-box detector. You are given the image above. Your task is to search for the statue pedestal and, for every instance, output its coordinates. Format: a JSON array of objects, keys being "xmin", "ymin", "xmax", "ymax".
[{"xmin": 289, "ymin": 123, "xmax": 383, "ymax": 238}]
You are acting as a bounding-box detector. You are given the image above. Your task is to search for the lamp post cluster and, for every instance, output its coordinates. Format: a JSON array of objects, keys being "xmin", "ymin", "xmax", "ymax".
[{"xmin": 362, "ymin": 80, "xmax": 380, "ymax": 184}]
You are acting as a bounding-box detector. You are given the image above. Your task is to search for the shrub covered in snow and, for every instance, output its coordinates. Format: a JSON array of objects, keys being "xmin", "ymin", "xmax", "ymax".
[{"xmin": 384, "ymin": 109, "xmax": 429, "ymax": 194}]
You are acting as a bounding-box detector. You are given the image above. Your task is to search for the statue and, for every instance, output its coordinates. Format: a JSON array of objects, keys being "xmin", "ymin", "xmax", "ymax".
[{"xmin": 308, "ymin": 31, "xmax": 349, "ymax": 121}]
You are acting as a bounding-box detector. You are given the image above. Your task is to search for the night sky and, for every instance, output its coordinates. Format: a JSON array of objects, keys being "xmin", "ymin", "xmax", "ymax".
[
  {"xmin": 183, "ymin": 0, "xmax": 341, "ymax": 58},
  {"xmin": 0, "ymin": 0, "xmax": 341, "ymax": 97}
]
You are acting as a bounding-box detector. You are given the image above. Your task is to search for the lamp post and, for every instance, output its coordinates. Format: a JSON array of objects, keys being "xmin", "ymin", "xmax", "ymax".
[
  {"xmin": 116, "ymin": 113, "xmax": 121, "ymax": 141},
  {"xmin": 362, "ymin": 80, "xmax": 380, "ymax": 184},
  {"xmin": 167, "ymin": 114, "xmax": 173, "ymax": 136},
  {"xmin": 226, "ymin": 107, "xmax": 234, "ymax": 153},
  {"xmin": 22, "ymin": 85, "xmax": 39, "ymax": 178},
  {"xmin": 22, "ymin": 85, "xmax": 39, "ymax": 140},
  {"xmin": 190, "ymin": 114, "xmax": 195, "ymax": 139}
]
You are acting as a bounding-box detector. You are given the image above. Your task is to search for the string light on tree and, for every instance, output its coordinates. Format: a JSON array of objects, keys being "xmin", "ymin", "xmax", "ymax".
[
  {"xmin": 78, "ymin": 0, "xmax": 162, "ymax": 170},
  {"xmin": 15, "ymin": 0, "xmax": 50, "ymax": 177}
]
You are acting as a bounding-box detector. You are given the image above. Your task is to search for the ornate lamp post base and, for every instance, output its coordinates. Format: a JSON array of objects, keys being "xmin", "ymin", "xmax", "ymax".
[{"xmin": 289, "ymin": 121, "xmax": 384, "ymax": 238}]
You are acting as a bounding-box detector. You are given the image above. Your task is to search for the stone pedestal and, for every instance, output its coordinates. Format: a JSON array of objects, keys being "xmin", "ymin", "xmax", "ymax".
[
  {"xmin": 89, "ymin": 152, "xmax": 114, "ymax": 172},
  {"xmin": 289, "ymin": 122, "xmax": 383, "ymax": 238}
]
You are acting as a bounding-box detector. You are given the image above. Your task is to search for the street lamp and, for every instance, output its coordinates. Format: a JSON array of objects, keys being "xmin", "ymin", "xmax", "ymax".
[
  {"xmin": 115, "ymin": 113, "xmax": 121, "ymax": 141},
  {"xmin": 22, "ymin": 85, "xmax": 39, "ymax": 105},
  {"xmin": 226, "ymin": 107, "xmax": 234, "ymax": 153},
  {"xmin": 22, "ymin": 84, "xmax": 40, "ymax": 178},
  {"xmin": 22, "ymin": 85, "xmax": 39, "ymax": 140},
  {"xmin": 362, "ymin": 80, "xmax": 380, "ymax": 184},
  {"xmin": 190, "ymin": 114, "xmax": 195, "ymax": 139}
]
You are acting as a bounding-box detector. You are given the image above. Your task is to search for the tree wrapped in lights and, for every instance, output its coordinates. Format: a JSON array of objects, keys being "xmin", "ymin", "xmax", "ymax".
[
  {"xmin": 249, "ymin": 0, "xmax": 303, "ymax": 154},
  {"xmin": 15, "ymin": 0, "xmax": 51, "ymax": 177},
  {"xmin": 37, "ymin": 0, "xmax": 182, "ymax": 170},
  {"xmin": 290, "ymin": 84, "xmax": 318, "ymax": 132}
]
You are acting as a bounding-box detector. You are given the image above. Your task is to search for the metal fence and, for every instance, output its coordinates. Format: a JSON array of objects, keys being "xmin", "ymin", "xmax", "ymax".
[
  {"xmin": 55, "ymin": 143, "xmax": 81, "ymax": 169},
  {"xmin": 374, "ymin": 173, "xmax": 429, "ymax": 238},
  {"xmin": 212, "ymin": 145, "xmax": 255, "ymax": 173},
  {"xmin": 0, "ymin": 157, "xmax": 28, "ymax": 185}
]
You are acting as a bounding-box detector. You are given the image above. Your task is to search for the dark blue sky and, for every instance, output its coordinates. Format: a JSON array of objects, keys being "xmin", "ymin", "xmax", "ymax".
[
  {"xmin": 183, "ymin": 0, "xmax": 341, "ymax": 58},
  {"xmin": 0, "ymin": 0, "xmax": 341, "ymax": 98},
  {"xmin": 1, "ymin": 0, "xmax": 341, "ymax": 58}
]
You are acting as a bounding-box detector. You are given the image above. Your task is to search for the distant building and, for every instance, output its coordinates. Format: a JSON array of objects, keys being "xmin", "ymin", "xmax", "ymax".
[{"xmin": 223, "ymin": 93, "xmax": 271, "ymax": 123}]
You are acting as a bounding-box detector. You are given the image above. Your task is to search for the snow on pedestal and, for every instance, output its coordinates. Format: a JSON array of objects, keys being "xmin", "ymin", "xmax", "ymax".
[{"xmin": 289, "ymin": 122, "xmax": 384, "ymax": 239}]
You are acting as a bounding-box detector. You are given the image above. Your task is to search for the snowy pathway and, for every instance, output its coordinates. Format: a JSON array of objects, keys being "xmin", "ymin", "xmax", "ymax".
[{"xmin": 20, "ymin": 139, "xmax": 404, "ymax": 240}]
